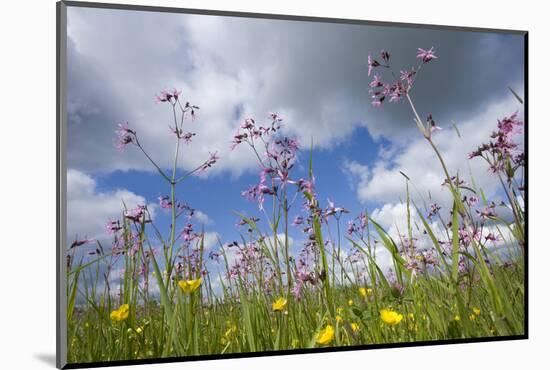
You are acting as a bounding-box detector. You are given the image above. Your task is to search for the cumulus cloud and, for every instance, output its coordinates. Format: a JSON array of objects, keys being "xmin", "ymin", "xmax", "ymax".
[
  {"xmin": 66, "ymin": 7, "xmax": 524, "ymax": 178},
  {"xmin": 67, "ymin": 169, "xmax": 155, "ymax": 241},
  {"xmin": 194, "ymin": 210, "xmax": 211, "ymax": 225},
  {"xmin": 342, "ymin": 94, "xmax": 524, "ymax": 209},
  {"xmin": 202, "ymin": 231, "xmax": 221, "ymax": 251}
]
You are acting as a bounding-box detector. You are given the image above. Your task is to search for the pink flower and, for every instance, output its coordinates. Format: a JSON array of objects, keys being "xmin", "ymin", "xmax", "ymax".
[
  {"xmin": 371, "ymin": 98, "xmax": 384, "ymax": 107},
  {"xmin": 416, "ymin": 47, "xmax": 438, "ymax": 63},
  {"xmin": 291, "ymin": 280, "xmax": 303, "ymax": 301},
  {"xmin": 106, "ymin": 220, "xmax": 122, "ymax": 234},
  {"xmin": 241, "ymin": 118, "xmax": 255, "ymax": 129},
  {"xmin": 367, "ymin": 54, "xmax": 381, "ymax": 76},
  {"xmin": 199, "ymin": 152, "xmax": 220, "ymax": 173},
  {"xmin": 260, "ymin": 167, "xmax": 275, "ymax": 185},
  {"xmin": 427, "ymin": 114, "xmax": 442, "ymax": 134},
  {"xmin": 69, "ymin": 237, "xmax": 95, "ymax": 249},
  {"xmin": 230, "ymin": 132, "xmax": 248, "ymax": 150},
  {"xmin": 400, "ymin": 68, "xmax": 416, "ymax": 86},
  {"xmin": 369, "ymin": 74, "xmax": 384, "ymax": 88},
  {"xmin": 497, "ymin": 111, "xmax": 522, "ymax": 136},
  {"xmin": 380, "ymin": 50, "xmax": 390, "ymax": 63},
  {"xmin": 155, "ymin": 88, "xmax": 181, "ymax": 103},
  {"xmin": 427, "ymin": 203, "xmax": 441, "ymax": 220},
  {"xmin": 183, "ymin": 101, "xmax": 200, "ymax": 120},
  {"xmin": 268, "ymin": 112, "xmax": 283, "ymax": 122},
  {"xmin": 181, "ymin": 132, "xmax": 196, "ymax": 144},
  {"xmin": 297, "ymin": 178, "xmax": 314, "ymax": 194},
  {"xmin": 158, "ymin": 196, "xmax": 172, "ymax": 209},
  {"xmin": 485, "ymin": 232, "xmax": 500, "ymax": 243},
  {"xmin": 182, "ymin": 223, "xmax": 196, "ymax": 242},
  {"xmin": 115, "ymin": 122, "xmax": 135, "ymax": 151},
  {"xmin": 292, "ymin": 216, "xmax": 304, "ymax": 226},
  {"xmin": 477, "ymin": 203, "xmax": 497, "ymax": 220},
  {"xmin": 467, "ymin": 196, "xmax": 479, "ymax": 207},
  {"xmin": 124, "ymin": 205, "xmax": 148, "ymax": 223},
  {"xmin": 325, "ymin": 199, "xmax": 349, "ymax": 218},
  {"xmin": 388, "ymin": 82, "xmax": 406, "ymax": 103}
]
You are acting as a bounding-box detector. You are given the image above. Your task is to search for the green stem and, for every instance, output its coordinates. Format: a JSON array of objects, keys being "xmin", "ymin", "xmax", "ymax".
[
  {"xmin": 283, "ymin": 188, "xmax": 292, "ymax": 295},
  {"xmin": 134, "ymin": 139, "xmax": 170, "ymax": 182},
  {"xmin": 166, "ymin": 106, "xmax": 182, "ymax": 287}
]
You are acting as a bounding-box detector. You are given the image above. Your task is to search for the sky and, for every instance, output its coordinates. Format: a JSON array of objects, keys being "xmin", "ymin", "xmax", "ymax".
[{"xmin": 65, "ymin": 6, "xmax": 525, "ymax": 287}]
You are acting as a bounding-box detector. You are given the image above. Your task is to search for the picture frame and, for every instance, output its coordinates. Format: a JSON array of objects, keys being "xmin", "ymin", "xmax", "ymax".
[{"xmin": 57, "ymin": 1, "xmax": 528, "ymax": 368}]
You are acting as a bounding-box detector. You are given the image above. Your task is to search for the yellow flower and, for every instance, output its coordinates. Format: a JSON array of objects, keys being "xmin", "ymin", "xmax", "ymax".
[
  {"xmin": 316, "ymin": 325, "xmax": 335, "ymax": 345},
  {"xmin": 272, "ymin": 297, "xmax": 288, "ymax": 312},
  {"xmin": 136, "ymin": 327, "xmax": 143, "ymax": 334},
  {"xmin": 336, "ymin": 315, "xmax": 343, "ymax": 324},
  {"xmin": 110, "ymin": 311, "xmax": 122, "ymax": 322},
  {"xmin": 351, "ymin": 322, "xmax": 359, "ymax": 332},
  {"xmin": 469, "ymin": 314, "xmax": 476, "ymax": 321},
  {"xmin": 359, "ymin": 287, "xmax": 373, "ymax": 298},
  {"xmin": 110, "ymin": 304, "xmax": 130, "ymax": 322},
  {"xmin": 224, "ymin": 324, "xmax": 237, "ymax": 338},
  {"xmin": 221, "ymin": 324, "xmax": 237, "ymax": 345},
  {"xmin": 380, "ymin": 309, "xmax": 403, "ymax": 326},
  {"xmin": 178, "ymin": 278, "xmax": 202, "ymax": 294},
  {"xmin": 454, "ymin": 315, "xmax": 461, "ymax": 321},
  {"xmin": 408, "ymin": 313, "xmax": 415, "ymax": 320},
  {"xmin": 336, "ymin": 307, "xmax": 343, "ymax": 315},
  {"xmin": 472, "ymin": 307, "xmax": 481, "ymax": 316},
  {"xmin": 347, "ymin": 299, "xmax": 353, "ymax": 306}
]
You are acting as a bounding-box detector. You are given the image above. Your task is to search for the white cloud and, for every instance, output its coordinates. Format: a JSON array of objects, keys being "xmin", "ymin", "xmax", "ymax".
[
  {"xmin": 371, "ymin": 202, "xmax": 415, "ymax": 238},
  {"xmin": 67, "ymin": 169, "xmax": 155, "ymax": 241},
  {"xmin": 194, "ymin": 210, "xmax": 211, "ymax": 225},
  {"xmin": 202, "ymin": 231, "xmax": 221, "ymax": 251},
  {"xmin": 343, "ymin": 95, "xmax": 524, "ymax": 208},
  {"xmin": 342, "ymin": 160, "xmax": 370, "ymax": 191},
  {"xmin": 66, "ymin": 8, "xmax": 524, "ymax": 179}
]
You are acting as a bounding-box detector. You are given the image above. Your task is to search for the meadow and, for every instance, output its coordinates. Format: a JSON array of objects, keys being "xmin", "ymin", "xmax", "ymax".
[{"xmin": 66, "ymin": 47, "xmax": 525, "ymax": 364}]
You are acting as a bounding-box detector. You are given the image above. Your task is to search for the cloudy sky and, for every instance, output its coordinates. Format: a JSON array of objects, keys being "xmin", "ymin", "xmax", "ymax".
[{"xmin": 65, "ymin": 6, "xmax": 525, "ymax": 278}]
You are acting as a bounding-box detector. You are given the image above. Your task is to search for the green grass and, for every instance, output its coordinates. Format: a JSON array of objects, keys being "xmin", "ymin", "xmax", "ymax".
[
  {"xmin": 66, "ymin": 71, "xmax": 525, "ymax": 364},
  {"xmin": 67, "ymin": 260, "xmax": 524, "ymax": 363}
]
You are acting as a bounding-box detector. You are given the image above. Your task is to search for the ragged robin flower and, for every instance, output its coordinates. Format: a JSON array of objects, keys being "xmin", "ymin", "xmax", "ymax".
[
  {"xmin": 380, "ymin": 309, "xmax": 403, "ymax": 326},
  {"xmin": 178, "ymin": 278, "xmax": 202, "ymax": 294},
  {"xmin": 316, "ymin": 325, "xmax": 335, "ymax": 345},
  {"xmin": 272, "ymin": 297, "xmax": 288, "ymax": 312},
  {"xmin": 110, "ymin": 304, "xmax": 130, "ymax": 322}
]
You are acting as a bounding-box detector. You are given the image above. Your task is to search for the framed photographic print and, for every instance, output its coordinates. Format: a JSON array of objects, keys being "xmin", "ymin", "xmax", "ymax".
[{"xmin": 57, "ymin": 1, "xmax": 527, "ymax": 368}]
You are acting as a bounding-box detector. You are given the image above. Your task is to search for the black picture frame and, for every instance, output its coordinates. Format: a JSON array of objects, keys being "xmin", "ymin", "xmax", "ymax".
[{"xmin": 57, "ymin": 1, "xmax": 528, "ymax": 368}]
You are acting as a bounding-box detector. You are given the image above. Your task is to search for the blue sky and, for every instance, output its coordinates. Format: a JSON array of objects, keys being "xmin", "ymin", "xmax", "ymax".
[
  {"xmin": 92, "ymin": 127, "xmax": 383, "ymax": 252},
  {"xmin": 65, "ymin": 6, "xmax": 525, "ymax": 280}
]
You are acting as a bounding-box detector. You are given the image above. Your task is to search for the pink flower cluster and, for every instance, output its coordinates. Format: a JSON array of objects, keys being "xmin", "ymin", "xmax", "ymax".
[{"xmin": 367, "ymin": 47, "xmax": 437, "ymax": 107}]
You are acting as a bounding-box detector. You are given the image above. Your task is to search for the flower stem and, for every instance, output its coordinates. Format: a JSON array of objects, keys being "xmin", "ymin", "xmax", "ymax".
[{"xmin": 166, "ymin": 107, "xmax": 182, "ymax": 286}]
